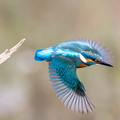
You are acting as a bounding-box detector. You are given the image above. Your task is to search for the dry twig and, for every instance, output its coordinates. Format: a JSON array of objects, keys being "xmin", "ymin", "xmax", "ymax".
[{"xmin": 0, "ymin": 38, "xmax": 26, "ymax": 64}]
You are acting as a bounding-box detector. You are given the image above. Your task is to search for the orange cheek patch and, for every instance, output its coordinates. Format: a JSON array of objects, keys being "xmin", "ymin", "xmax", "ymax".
[
  {"xmin": 86, "ymin": 58, "xmax": 93, "ymax": 62},
  {"xmin": 95, "ymin": 59, "xmax": 101, "ymax": 62},
  {"xmin": 77, "ymin": 63, "xmax": 88, "ymax": 68}
]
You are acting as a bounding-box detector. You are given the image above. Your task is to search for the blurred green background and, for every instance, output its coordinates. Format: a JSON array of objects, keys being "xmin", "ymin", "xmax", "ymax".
[{"xmin": 0, "ymin": 0, "xmax": 119, "ymax": 120}]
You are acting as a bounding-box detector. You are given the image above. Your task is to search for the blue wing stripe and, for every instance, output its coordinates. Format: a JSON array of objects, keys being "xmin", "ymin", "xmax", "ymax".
[
  {"xmin": 55, "ymin": 86, "xmax": 69, "ymax": 95},
  {"xmin": 50, "ymin": 80, "xmax": 62, "ymax": 83},
  {"xmin": 52, "ymin": 82, "xmax": 64, "ymax": 87},
  {"xmin": 50, "ymin": 77, "xmax": 59, "ymax": 79},
  {"xmin": 53, "ymin": 85, "xmax": 66, "ymax": 90}
]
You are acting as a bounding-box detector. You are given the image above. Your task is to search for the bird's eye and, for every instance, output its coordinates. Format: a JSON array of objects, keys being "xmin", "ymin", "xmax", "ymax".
[{"xmin": 93, "ymin": 59, "xmax": 101, "ymax": 62}]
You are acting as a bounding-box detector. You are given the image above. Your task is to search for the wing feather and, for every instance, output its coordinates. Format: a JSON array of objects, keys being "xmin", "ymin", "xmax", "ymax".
[{"xmin": 48, "ymin": 57, "xmax": 94, "ymax": 113}]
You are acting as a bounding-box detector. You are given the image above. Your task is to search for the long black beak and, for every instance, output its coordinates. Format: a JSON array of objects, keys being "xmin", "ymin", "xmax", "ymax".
[{"xmin": 98, "ymin": 60, "xmax": 113, "ymax": 67}]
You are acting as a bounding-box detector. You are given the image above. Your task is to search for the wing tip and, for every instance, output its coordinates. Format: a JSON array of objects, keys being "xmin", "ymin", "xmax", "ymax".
[{"xmin": 52, "ymin": 82, "xmax": 95, "ymax": 114}]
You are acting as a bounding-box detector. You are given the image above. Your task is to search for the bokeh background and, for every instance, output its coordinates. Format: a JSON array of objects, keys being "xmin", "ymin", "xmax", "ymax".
[{"xmin": 0, "ymin": 0, "xmax": 119, "ymax": 120}]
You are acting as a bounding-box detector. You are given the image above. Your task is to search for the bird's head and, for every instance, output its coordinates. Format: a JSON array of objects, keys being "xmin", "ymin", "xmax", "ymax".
[
  {"xmin": 75, "ymin": 40, "xmax": 113, "ymax": 68},
  {"xmin": 57, "ymin": 39, "xmax": 113, "ymax": 68},
  {"xmin": 78, "ymin": 51, "xmax": 113, "ymax": 68}
]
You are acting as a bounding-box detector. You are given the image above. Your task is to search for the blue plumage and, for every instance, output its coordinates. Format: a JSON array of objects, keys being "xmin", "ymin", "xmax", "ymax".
[
  {"xmin": 34, "ymin": 46, "xmax": 55, "ymax": 61},
  {"xmin": 34, "ymin": 39, "xmax": 113, "ymax": 113}
]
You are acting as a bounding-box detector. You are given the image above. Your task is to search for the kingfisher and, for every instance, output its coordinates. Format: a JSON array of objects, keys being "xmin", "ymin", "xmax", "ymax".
[{"xmin": 34, "ymin": 39, "xmax": 113, "ymax": 114}]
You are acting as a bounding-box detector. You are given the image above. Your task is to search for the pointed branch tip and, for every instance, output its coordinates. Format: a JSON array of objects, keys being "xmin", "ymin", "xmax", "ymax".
[{"xmin": 0, "ymin": 38, "xmax": 26, "ymax": 64}]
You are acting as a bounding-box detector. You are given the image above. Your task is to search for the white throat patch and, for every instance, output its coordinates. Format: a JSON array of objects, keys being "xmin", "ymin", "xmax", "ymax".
[{"xmin": 79, "ymin": 53, "xmax": 87, "ymax": 63}]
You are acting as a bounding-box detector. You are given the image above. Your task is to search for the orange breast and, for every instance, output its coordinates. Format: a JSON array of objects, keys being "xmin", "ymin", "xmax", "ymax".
[{"xmin": 77, "ymin": 63, "xmax": 88, "ymax": 68}]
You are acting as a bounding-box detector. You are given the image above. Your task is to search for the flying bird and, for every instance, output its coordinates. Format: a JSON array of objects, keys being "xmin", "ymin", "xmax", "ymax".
[{"xmin": 34, "ymin": 39, "xmax": 113, "ymax": 113}]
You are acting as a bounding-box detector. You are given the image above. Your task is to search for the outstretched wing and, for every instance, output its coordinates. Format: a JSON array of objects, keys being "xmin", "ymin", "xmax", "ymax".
[{"xmin": 49, "ymin": 56, "xmax": 94, "ymax": 113}]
